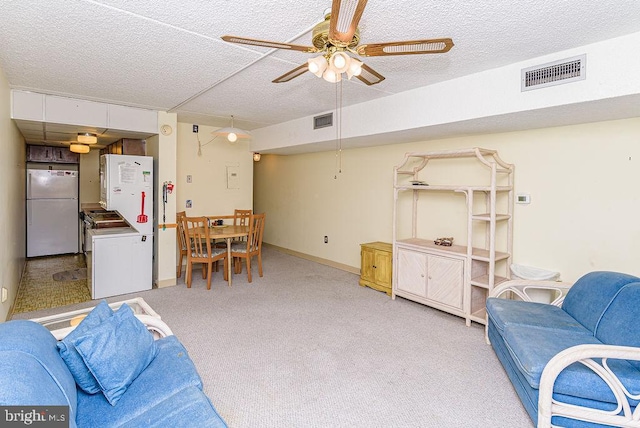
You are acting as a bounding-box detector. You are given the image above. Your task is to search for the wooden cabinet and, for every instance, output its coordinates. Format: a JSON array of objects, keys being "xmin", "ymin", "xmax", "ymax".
[
  {"xmin": 100, "ymin": 139, "xmax": 146, "ymax": 156},
  {"xmin": 359, "ymin": 242, "xmax": 392, "ymax": 296},
  {"xmin": 392, "ymin": 148, "xmax": 514, "ymax": 325},
  {"xmin": 396, "ymin": 244, "xmax": 464, "ymax": 314},
  {"xmin": 27, "ymin": 145, "xmax": 79, "ymax": 164}
]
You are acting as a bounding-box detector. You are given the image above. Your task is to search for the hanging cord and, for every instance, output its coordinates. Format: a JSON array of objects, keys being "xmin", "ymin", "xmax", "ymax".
[
  {"xmin": 196, "ymin": 132, "xmax": 221, "ymax": 157},
  {"xmin": 334, "ymin": 79, "xmax": 343, "ymax": 179}
]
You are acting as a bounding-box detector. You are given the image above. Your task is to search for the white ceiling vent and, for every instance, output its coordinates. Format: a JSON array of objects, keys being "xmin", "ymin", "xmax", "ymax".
[
  {"xmin": 521, "ymin": 54, "xmax": 586, "ymax": 92},
  {"xmin": 313, "ymin": 113, "xmax": 333, "ymax": 129}
]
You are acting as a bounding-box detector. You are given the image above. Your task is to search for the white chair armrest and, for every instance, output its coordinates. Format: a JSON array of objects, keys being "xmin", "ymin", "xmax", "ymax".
[
  {"xmin": 538, "ymin": 344, "xmax": 640, "ymax": 428},
  {"xmin": 53, "ymin": 314, "xmax": 173, "ymax": 341},
  {"xmin": 136, "ymin": 314, "xmax": 174, "ymax": 339},
  {"xmin": 490, "ymin": 279, "xmax": 573, "ymax": 307}
]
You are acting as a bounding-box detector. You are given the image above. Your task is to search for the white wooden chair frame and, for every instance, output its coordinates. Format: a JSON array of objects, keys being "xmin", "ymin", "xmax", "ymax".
[
  {"xmin": 53, "ymin": 314, "xmax": 173, "ymax": 341},
  {"xmin": 488, "ymin": 280, "xmax": 640, "ymax": 428}
]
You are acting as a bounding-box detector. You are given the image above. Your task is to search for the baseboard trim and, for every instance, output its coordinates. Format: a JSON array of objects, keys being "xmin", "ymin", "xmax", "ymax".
[
  {"xmin": 264, "ymin": 243, "xmax": 360, "ymax": 275},
  {"xmin": 155, "ymin": 277, "xmax": 177, "ymax": 288}
]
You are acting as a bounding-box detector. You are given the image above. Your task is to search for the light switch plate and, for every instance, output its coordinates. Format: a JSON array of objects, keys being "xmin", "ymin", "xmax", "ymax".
[{"xmin": 516, "ymin": 193, "xmax": 531, "ymax": 204}]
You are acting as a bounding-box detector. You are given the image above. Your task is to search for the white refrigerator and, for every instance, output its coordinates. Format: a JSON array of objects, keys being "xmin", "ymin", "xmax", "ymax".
[
  {"xmin": 90, "ymin": 155, "xmax": 153, "ymax": 299},
  {"xmin": 27, "ymin": 168, "xmax": 79, "ymax": 257}
]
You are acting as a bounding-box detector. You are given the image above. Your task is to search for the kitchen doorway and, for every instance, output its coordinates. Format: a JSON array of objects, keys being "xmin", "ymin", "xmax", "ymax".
[{"xmin": 12, "ymin": 254, "xmax": 91, "ymax": 315}]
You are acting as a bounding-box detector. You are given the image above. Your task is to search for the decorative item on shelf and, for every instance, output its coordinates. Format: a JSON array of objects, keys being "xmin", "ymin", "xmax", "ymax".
[
  {"xmin": 409, "ymin": 180, "xmax": 428, "ymax": 186},
  {"xmin": 253, "ymin": 152, "xmax": 261, "ymax": 162},
  {"xmin": 212, "ymin": 115, "xmax": 251, "ymax": 143},
  {"xmin": 434, "ymin": 237, "xmax": 454, "ymax": 246},
  {"xmin": 69, "ymin": 143, "xmax": 90, "ymax": 154},
  {"xmin": 77, "ymin": 133, "xmax": 98, "ymax": 144}
]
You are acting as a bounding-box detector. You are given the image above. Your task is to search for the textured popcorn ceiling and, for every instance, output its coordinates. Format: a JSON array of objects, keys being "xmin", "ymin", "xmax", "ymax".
[{"xmin": 1, "ymin": 0, "xmax": 640, "ymax": 149}]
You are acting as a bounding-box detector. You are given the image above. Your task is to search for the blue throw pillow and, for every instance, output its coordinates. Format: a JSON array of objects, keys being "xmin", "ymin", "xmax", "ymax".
[
  {"xmin": 72, "ymin": 303, "xmax": 158, "ymax": 406},
  {"xmin": 57, "ymin": 300, "xmax": 114, "ymax": 393}
]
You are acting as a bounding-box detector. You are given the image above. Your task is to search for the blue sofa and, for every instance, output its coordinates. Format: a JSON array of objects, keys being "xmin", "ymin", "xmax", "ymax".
[
  {"xmin": 0, "ymin": 303, "xmax": 227, "ymax": 428},
  {"xmin": 486, "ymin": 271, "xmax": 640, "ymax": 427}
]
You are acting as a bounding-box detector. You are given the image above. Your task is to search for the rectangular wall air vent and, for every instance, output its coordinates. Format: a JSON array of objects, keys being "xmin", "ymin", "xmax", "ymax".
[
  {"xmin": 313, "ymin": 113, "xmax": 333, "ymax": 129},
  {"xmin": 521, "ymin": 54, "xmax": 586, "ymax": 92}
]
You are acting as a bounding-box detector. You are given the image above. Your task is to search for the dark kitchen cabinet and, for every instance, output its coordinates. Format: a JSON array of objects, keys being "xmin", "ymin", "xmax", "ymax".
[
  {"xmin": 100, "ymin": 139, "xmax": 146, "ymax": 156},
  {"xmin": 27, "ymin": 145, "xmax": 79, "ymax": 164}
]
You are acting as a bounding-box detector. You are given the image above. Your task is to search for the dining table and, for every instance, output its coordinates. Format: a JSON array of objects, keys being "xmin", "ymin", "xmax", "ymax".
[{"xmin": 207, "ymin": 224, "xmax": 249, "ymax": 287}]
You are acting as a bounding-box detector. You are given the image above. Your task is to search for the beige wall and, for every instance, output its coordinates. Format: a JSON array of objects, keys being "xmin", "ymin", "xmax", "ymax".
[
  {"xmin": 176, "ymin": 122, "xmax": 253, "ymax": 216},
  {"xmin": 79, "ymin": 149, "xmax": 100, "ymax": 204},
  {"xmin": 148, "ymin": 112, "xmax": 178, "ymax": 287},
  {"xmin": 254, "ymin": 117, "xmax": 640, "ymax": 283},
  {"xmin": 173, "ymin": 121, "xmax": 253, "ymax": 276},
  {"xmin": 0, "ymin": 67, "xmax": 26, "ymax": 321}
]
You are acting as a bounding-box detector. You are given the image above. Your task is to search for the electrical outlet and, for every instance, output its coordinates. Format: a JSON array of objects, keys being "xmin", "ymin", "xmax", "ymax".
[
  {"xmin": 186, "ymin": 175, "xmax": 192, "ymax": 183},
  {"xmin": 193, "ymin": 124, "xmax": 199, "ymax": 133},
  {"xmin": 324, "ymin": 236, "xmax": 328, "ymax": 244},
  {"xmin": 1, "ymin": 287, "xmax": 8, "ymax": 303},
  {"xmin": 186, "ymin": 200, "xmax": 192, "ymax": 208}
]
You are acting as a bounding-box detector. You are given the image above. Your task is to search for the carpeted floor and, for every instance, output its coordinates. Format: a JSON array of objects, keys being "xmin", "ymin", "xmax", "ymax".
[
  {"xmin": 13, "ymin": 246, "xmax": 532, "ymax": 428},
  {"xmin": 12, "ymin": 254, "xmax": 91, "ymax": 314}
]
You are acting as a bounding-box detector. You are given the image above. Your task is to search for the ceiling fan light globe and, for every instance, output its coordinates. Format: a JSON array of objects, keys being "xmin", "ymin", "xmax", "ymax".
[
  {"xmin": 330, "ymin": 52, "xmax": 350, "ymax": 73},
  {"xmin": 347, "ymin": 58, "xmax": 363, "ymax": 79},
  {"xmin": 322, "ymin": 68, "xmax": 341, "ymax": 83},
  {"xmin": 307, "ymin": 56, "xmax": 327, "ymax": 77},
  {"xmin": 227, "ymin": 132, "xmax": 238, "ymax": 143},
  {"xmin": 333, "ymin": 54, "xmax": 346, "ymax": 69}
]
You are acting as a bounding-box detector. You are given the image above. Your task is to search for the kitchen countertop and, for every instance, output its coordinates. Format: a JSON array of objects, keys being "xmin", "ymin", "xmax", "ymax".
[{"xmin": 88, "ymin": 227, "xmax": 140, "ymax": 238}]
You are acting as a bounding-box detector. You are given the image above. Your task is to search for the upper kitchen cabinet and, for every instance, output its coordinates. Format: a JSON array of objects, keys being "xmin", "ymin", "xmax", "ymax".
[
  {"xmin": 45, "ymin": 96, "xmax": 108, "ymax": 127},
  {"xmin": 11, "ymin": 90, "xmax": 158, "ymax": 135},
  {"xmin": 11, "ymin": 91, "xmax": 44, "ymax": 121},
  {"xmin": 108, "ymin": 104, "xmax": 157, "ymax": 134},
  {"xmin": 27, "ymin": 145, "xmax": 79, "ymax": 164}
]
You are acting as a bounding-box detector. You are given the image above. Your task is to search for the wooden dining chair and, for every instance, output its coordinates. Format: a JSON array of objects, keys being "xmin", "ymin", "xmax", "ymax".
[
  {"xmin": 176, "ymin": 211, "xmax": 187, "ymax": 277},
  {"xmin": 232, "ymin": 209, "xmax": 252, "ymax": 243},
  {"xmin": 182, "ymin": 216, "xmax": 228, "ymax": 289},
  {"xmin": 233, "ymin": 209, "xmax": 252, "ymax": 226},
  {"xmin": 230, "ymin": 213, "xmax": 266, "ymax": 283}
]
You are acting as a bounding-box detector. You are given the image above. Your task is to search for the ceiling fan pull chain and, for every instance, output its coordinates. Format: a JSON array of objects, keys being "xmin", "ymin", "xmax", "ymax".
[
  {"xmin": 339, "ymin": 79, "xmax": 343, "ymax": 174},
  {"xmin": 334, "ymin": 79, "xmax": 344, "ymax": 179},
  {"xmin": 335, "ymin": 81, "xmax": 339, "ymax": 179}
]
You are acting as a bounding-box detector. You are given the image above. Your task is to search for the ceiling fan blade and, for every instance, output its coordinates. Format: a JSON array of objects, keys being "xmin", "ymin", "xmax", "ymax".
[
  {"xmin": 356, "ymin": 38, "xmax": 454, "ymax": 56},
  {"xmin": 222, "ymin": 35, "xmax": 318, "ymax": 53},
  {"xmin": 354, "ymin": 63, "xmax": 385, "ymax": 86},
  {"xmin": 273, "ymin": 63, "xmax": 309, "ymax": 83},
  {"xmin": 329, "ymin": 0, "xmax": 368, "ymax": 46}
]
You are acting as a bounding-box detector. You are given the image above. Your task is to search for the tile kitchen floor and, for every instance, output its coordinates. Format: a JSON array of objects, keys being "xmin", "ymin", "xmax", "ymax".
[{"xmin": 12, "ymin": 254, "xmax": 91, "ymax": 315}]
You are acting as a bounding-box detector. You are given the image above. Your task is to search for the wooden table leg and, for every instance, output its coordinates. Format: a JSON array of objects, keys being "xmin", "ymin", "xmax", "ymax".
[{"xmin": 226, "ymin": 237, "xmax": 232, "ymax": 286}]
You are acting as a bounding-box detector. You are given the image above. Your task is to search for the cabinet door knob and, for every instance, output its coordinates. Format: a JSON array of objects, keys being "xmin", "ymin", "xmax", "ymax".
[{"xmin": 421, "ymin": 274, "xmax": 425, "ymax": 278}]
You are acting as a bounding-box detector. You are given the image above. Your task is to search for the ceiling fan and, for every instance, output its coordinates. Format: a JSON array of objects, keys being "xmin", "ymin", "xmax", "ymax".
[{"xmin": 221, "ymin": 0, "xmax": 454, "ymax": 86}]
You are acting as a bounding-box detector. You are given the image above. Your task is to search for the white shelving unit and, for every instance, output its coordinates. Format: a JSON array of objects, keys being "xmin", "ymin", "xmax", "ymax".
[{"xmin": 392, "ymin": 148, "xmax": 514, "ymax": 326}]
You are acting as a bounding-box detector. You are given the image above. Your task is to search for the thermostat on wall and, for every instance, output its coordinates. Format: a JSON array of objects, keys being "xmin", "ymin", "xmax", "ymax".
[{"xmin": 516, "ymin": 194, "xmax": 531, "ymax": 204}]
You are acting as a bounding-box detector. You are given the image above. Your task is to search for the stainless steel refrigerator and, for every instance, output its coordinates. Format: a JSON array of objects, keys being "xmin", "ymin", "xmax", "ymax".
[{"xmin": 26, "ymin": 167, "xmax": 79, "ymax": 257}]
